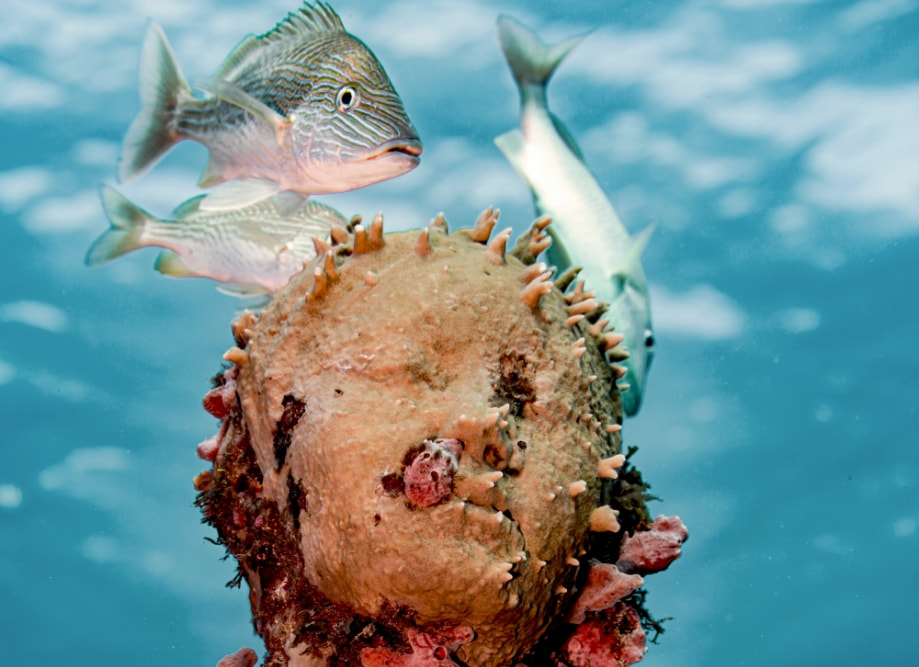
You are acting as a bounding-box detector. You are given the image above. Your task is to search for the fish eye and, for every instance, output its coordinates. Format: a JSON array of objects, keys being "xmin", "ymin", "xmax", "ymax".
[
  {"xmin": 336, "ymin": 85, "xmax": 359, "ymax": 112},
  {"xmin": 644, "ymin": 329, "xmax": 655, "ymax": 349}
]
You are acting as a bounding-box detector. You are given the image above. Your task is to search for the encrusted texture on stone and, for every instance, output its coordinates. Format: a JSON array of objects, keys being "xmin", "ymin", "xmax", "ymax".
[{"xmin": 196, "ymin": 217, "xmax": 678, "ymax": 666}]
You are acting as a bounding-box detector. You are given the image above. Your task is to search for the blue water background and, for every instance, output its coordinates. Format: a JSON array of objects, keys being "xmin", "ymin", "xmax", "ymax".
[{"xmin": 2, "ymin": 0, "xmax": 917, "ymax": 664}]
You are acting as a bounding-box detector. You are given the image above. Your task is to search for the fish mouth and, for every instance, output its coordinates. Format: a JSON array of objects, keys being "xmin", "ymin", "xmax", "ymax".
[{"xmin": 366, "ymin": 138, "xmax": 423, "ymax": 161}]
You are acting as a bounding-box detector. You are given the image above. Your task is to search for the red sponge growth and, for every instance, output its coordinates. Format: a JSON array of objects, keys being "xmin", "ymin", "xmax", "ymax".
[
  {"xmin": 617, "ymin": 515, "xmax": 688, "ymax": 575},
  {"xmin": 562, "ymin": 603, "xmax": 647, "ymax": 667},
  {"xmin": 361, "ymin": 627, "xmax": 475, "ymax": 666},
  {"xmin": 215, "ymin": 647, "xmax": 257, "ymax": 667},
  {"xmin": 402, "ymin": 438, "xmax": 462, "ymax": 508}
]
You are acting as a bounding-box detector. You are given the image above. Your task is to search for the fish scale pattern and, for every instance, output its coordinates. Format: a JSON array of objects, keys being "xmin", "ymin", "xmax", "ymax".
[{"xmin": 195, "ymin": 212, "xmax": 677, "ymax": 666}]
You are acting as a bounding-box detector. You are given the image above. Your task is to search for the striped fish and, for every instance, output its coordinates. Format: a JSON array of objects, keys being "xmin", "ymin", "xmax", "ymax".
[
  {"xmin": 119, "ymin": 2, "xmax": 422, "ymax": 210},
  {"xmin": 87, "ymin": 186, "xmax": 345, "ymax": 295},
  {"xmin": 495, "ymin": 16, "xmax": 655, "ymax": 416}
]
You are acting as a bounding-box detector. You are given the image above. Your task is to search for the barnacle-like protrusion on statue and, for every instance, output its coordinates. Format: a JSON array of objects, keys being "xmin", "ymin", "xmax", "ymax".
[
  {"xmin": 463, "ymin": 206, "xmax": 500, "ymax": 243},
  {"xmin": 590, "ymin": 505, "xmax": 622, "ymax": 533},
  {"xmin": 510, "ymin": 214, "xmax": 552, "ymax": 265},
  {"xmin": 598, "ymin": 454, "xmax": 626, "ymax": 479},
  {"xmin": 306, "ymin": 266, "xmax": 329, "ymax": 302},
  {"xmin": 231, "ymin": 310, "xmax": 257, "ymax": 348},
  {"xmin": 519, "ymin": 264, "xmax": 554, "ymax": 312},
  {"xmin": 485, "ymin": 227, "xmax": 513, "ymax": 266},
  {"xmin": 312, "ymin": 234, "xmax": 331, "ymax": 256},
  {"xmin": 554, "ymin": 265, "xmax": 582, "ymax": 292},
  {"xmin": 195, "ymin": 207, "xmax": 671, "ymax": 667}
]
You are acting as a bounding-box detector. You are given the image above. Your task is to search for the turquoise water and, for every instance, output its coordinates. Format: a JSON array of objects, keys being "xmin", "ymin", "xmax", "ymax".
[{"xmin": 2, "ymin": 0, "xmax": 918, "ymax": 665}]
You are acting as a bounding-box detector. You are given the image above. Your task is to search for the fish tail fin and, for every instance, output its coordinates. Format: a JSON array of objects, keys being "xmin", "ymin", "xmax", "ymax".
[
  {"xmin": 496, "ymin": 15, "xmax": 585, "ymax": 92},
  {"xmin": 86, "ymin": 186, "xmax": 153, "ymax": 265},
  {"xmin": 118, "ymin": 21, "xmax": 193, "ymax": 183}
]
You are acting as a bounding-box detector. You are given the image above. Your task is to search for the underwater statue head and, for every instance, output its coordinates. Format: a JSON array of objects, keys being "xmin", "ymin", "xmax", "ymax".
[{"xmin": 195, "ymin": 213, "xmax": 685, "ymax": 666}]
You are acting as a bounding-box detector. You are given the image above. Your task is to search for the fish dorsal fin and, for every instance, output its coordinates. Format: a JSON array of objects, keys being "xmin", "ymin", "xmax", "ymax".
[
  {"xmin": 171, "ymin": 194, "xmax": 207, "ymax": 218},
  {"xmin": 199, "ymin": 178, "xmax": 283, "ymax": 211},
  {"xmin": 260, "ymin": 2, "xmax": 345, "ymax": 44},
  {"xmin": 155, "ymin": 250, "xmax": 195, "ymax": 277},
  {"xmin": 213, "ymin": 35, "xmax": 262, "ymax": 82},
  {"xmin": 198, "ymin": 77, "xmax": 288, "ymax": 134},
  {"xmin": 213, "ymin": 4, "xmax": 345, "ymax": 83}
]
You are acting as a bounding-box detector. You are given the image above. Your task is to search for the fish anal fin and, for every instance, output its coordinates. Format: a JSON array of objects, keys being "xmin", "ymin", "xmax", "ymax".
[
  {"xmin": 198, "ymin": 155, "xmax": 229, "ymax": 188},
  {"xmin": 217, "ymin": 282, "xmax": 270, "ymax": 297},
  {"xmin": 273, "ymin": 190, "xmax": 308, "ymax": 218},
  {"xmin": 199, "ymin": 178, "xmax": 282, "ymax": 211},
  {"xmin": 155, "ymin": 250, "xmax": 195, "ymax": 277},
  {"xmin": 171, "ymin": 194, "xmax": 207, "ymax": 218}
]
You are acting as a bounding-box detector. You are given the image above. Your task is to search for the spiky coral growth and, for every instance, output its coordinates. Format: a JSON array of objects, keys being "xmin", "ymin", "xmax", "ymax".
[{"xmin": 196, "ymin": 212, "xmax": 677, "ymax": 666}]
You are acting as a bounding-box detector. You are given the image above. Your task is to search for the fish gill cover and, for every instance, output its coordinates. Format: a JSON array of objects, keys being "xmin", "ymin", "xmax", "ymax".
[{"xmin": 85, "ymin": 2, "xmax": 687, "ymax": 666}]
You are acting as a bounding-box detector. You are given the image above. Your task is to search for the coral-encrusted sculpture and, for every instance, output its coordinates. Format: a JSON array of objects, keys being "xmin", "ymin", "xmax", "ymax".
[{"xmin": 194, "ymin": 211, "xmax": 687, "ymax": 666}]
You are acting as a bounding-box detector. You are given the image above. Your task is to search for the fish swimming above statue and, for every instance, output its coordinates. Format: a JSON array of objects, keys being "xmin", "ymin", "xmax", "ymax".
[
  {"xmin": 494, "ymin": 16, "xmax": 656, "ymax": 417},
  {"xmin": 86, "ymin": 186, "xmax": 346, "ymax": 295},
  {"xmin": 118, "ymin": 1, "xmax": 422, "ymax": 210}
]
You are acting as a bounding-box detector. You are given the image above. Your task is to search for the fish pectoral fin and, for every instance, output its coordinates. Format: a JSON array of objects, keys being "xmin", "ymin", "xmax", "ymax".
[
  {"xmin": 198, "ymin": 77, "xmax": 290, "ymax": 138},
  {"xmin": 495, "ymin": 129, "xmax": 527, "ymax": 177},
  {"xmin": 199, "ymin": 178, "xmax": 282, "ymax": 211},
  {"xmin": 154, "ymin": 250, "xmax": 195, "ymax": 277}
]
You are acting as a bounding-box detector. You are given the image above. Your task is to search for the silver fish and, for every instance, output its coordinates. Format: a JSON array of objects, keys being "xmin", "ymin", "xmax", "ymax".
[
  {"xmin": 119, "ymin": 2, "xmax": 422, "ymax": 210},
  {"xmin": 495, "ymin": 16, "xmax": 655, "ymax": 416},
  {"xmin": 87, "ymin": 186, "xmax": 345, "ymax": 294}
]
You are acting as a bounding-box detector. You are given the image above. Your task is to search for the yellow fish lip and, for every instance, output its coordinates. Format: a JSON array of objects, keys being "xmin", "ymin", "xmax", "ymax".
[{"xmin": 365, "ymin": 138, "xmax": 423, "ymax": 161}]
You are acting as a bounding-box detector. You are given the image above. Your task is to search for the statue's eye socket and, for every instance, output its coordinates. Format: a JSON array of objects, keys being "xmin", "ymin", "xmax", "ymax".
[
  {"xmin": 644, "ymin": 329, "xmax": 655, "ymax": 348},
  {"xmin": 336, "ymin": 85, "xmax": 359, "ymax": 112}
]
